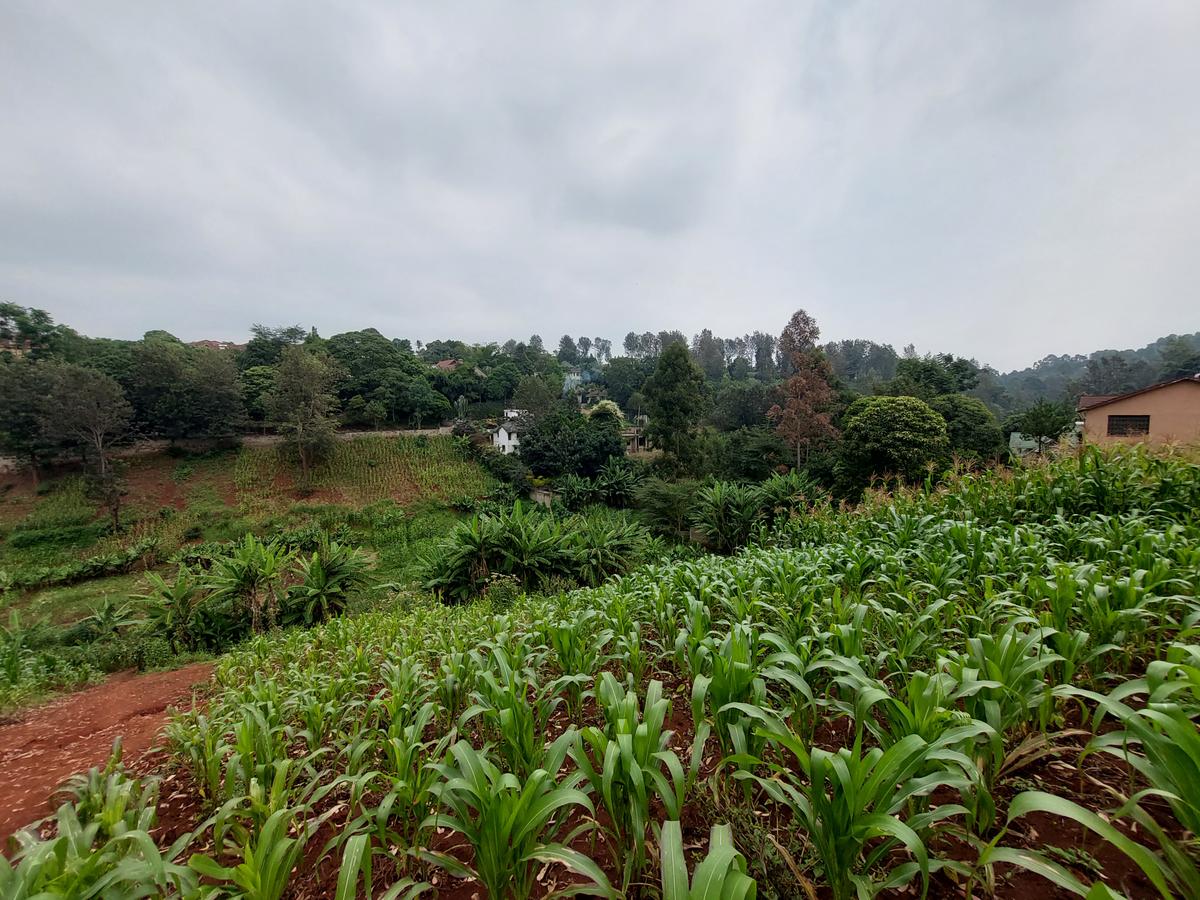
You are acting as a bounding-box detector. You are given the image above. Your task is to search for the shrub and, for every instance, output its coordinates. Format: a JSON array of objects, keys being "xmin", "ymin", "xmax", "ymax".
[
  {"xmin": 5, "ymin": 538, "xmax": 160, "ymax": 591},
  {"xmin": 7, "ymin": 522, "xmax": 108, "ymax": 551},
  {"xmin": 836, "ymin": 395, "xmax": 950, "ymax": 492},
  {"xmin": 474, "ymin": 446, "xmax": 532, "ymax": 495},
  {"xmin": 635, "ymin": 478, "xmax": 699, "ymax": 540},
  {"xmin": 690, "ymin": 480, "xmax": 763, "ymax": 554},
  {"xmin": 554, "ymin": 474, "xmax": 602, "ymax": 512},
  {"xmin": 421, "ymin": 505, "xmax": 649, "ymax": 602}
]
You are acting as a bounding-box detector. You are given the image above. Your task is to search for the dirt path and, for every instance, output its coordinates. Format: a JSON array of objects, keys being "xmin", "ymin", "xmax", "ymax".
[{"xmin": 0, "ymin": 662, "xmax": 213, "ymax": 843}]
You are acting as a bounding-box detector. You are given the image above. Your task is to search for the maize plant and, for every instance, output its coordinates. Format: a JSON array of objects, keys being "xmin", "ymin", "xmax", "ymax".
[
  {"xmin": 421, "ymin": 739, "xmax": 614, "ymax": 899},
  {"xmin": 728, "ymin": 705, "xmax": 974, "ymax": 900},
  {"xmin": 571, "ymin": 674, "xmax": 688, "ymax": 886},
  {"xmin": 658, "ymin": 820, "xmax": 756, "ymax": 900}
]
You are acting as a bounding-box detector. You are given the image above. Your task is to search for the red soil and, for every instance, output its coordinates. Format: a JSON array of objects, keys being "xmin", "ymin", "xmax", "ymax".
[{"xmin": 0, "ymin": 662, "xmax": 213, "ymax": 846}]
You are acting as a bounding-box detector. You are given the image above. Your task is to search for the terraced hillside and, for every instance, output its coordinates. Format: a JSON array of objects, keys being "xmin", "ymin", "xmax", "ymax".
[{"xmin": 0, "ymin": 435, "xmax": 497, "ymax": 709}]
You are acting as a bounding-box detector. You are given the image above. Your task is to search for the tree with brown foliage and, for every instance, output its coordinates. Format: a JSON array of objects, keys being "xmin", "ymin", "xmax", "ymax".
[
  {"xmin": 768, "ymin": 355, "xmax": 837, "ymax": 467},
  {"xmin": 769, "ymin": 309, "xmax": 837, "ymax": 466}
]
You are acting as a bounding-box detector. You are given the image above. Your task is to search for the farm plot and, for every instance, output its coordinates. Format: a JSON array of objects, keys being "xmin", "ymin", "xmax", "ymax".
[
  {"xmin": 234, "ymin": 435, "xmax": 497, "ymax": 511},
  {"xmin": 4, "ymin": 448, "xmax": 1200, "ymax": 899}
]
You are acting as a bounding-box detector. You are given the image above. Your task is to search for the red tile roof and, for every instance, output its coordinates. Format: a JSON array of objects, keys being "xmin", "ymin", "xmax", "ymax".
[{"xmin": 1077, "ymin": 376, "xmax": 1200, "ymax": 411}]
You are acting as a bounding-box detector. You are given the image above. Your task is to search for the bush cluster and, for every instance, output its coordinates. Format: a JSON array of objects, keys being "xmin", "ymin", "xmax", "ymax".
[
  {"xmin": 1, "ymin": 538, "xmax": 160, "ymax": 591},
  {"xmin": 552, "ymin": 458, "xmax": 647, "ymax": 511},
  {"xmin": 462, "ymin": 439, "xmax": 532, "ymax": 496},
  {"xmin": 420, "ymin": 504, "xmax": 652, "ymax": 602},
  {"xmin": 636, "ymin": 470, "xmax": 827, "ymax": 553}
]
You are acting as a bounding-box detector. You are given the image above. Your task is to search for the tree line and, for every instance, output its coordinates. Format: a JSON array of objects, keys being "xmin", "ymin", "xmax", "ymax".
[{"xmin": 3, "ymin": 300, "xmax": 1192, "ymax": 504}]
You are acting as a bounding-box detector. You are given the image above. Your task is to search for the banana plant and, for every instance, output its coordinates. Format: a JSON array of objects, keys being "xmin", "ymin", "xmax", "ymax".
[{"xmin": 134, "ymin": 566, "xmax": 200, "ymax": 653}]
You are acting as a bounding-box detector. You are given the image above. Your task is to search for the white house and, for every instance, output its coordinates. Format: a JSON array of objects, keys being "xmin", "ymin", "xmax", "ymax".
[{"xmin": 492, "ymin": 418, "xmax": 521, "ymax": 455}]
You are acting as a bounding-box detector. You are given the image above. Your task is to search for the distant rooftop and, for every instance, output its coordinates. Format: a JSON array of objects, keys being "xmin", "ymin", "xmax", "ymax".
[
  {"xmin": 188, "ymin": 339, "xmax": 246, "ymax": 352},
  {"xmin": 1078, "ymin": 375, "xmax": 1200, "ymax": 411}
]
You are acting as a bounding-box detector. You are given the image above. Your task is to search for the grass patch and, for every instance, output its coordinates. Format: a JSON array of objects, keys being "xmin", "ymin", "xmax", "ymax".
[{"xmin": 0, "ymin": 571, "xmax": 147, "ymax": 625}]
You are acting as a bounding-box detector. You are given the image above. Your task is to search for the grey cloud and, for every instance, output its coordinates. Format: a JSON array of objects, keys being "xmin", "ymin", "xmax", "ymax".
[{"xmin": 1, "ymin": 1, "xmax": 1197, "ymax": 368}]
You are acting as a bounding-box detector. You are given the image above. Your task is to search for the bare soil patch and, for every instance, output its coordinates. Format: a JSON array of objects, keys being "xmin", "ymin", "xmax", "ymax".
[{"xmin": 0, "ymin": 662, "xmax": 213, "ymax": 846}]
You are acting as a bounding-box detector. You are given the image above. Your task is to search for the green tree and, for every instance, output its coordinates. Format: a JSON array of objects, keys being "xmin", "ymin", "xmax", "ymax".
[
  {"xmin": 643, "ymin": 342, "xmax": 708, "ymax": 470},
  {"xmin": 0, "ymin": 303, "xmax": 70, "ymax": 359},
  {"xmin": 750, "ymin": 330, "xmax": 777, "ymax": 381},
  {"xmin": 518, "ymin": 406, "xmax": 624, "ymax": 477},
  {"xmin": 239, "ymin": 324, "xmax": 306, "ymax": 369},
  {"xmin": 483, "ymin": 360, "xmax": 521, "ymax": 403},
  {"xmin": 123, "ymin": 332, "xmax": 190, "ymax": 438},
  {"xmin": 397, "ymin": 378, "xmax": 452, "ymax": 428},
  {"xmin": 264, "ymin": 347, "xmax": 343, "ymax": 479},
  {"xmin": 721, "ymin": 426, "xmax": 791, "ymax": 481},
  {"xmin": 185, "ymin": 347, "xmax": 245, "ymax": 438},
  {"xmin": 823, "ymin": 339, "xmax": 899, "ymax": 390},
  {"xmin": 124, "ymin": 335, "xmax": 245, "ymax": 439},
  {"xmin": 37, "ymin": 363, "xmax": 132, "ymax": 476},
  {"xmin": 836, "ymin": 395, "xmax": 949, "ymax": 489},
  {"xmin": 326, "ymin": 328, "xmax": 422, "ymax": 400},
  {"xmin": 601, "ymin": 357, "xmax": 654, "ymax": 410},
  {"xmin": 927, "ymin": 394, "xmax": 1004, "ymax": 460},
  {"xmin": 882, "ymin": 354, "xmax": 979, "ymax": 400},
  {"xmin": 1008, "ymin": 399, "xmax": 1076, "ymax": 454},
  {"xmin": 0, "ymin": 361, "xmax": 55, "ymax": 478},
  {"xmin": 33, "ymin": 363, "xmax": 133, "ymax": 528},
  {"xmin": 1158, "ymin": 335, "xmax": 1200, "ymax": 380},
  {"xmin": 627, "ymin": 391, "xmax": 647, "ymax": 423},
  {"xmin": 1075, "ymin": 355, "xmax": 1140, "ymax": 396},
  {"xmin": 690, "ymin": 329, "xmax": 727, "ymax": 380},
  {"xmin": 420, "ymin": 338, "xmax": 470, "ymax": 363},
  {"xmin": 239, "ymin": 365, "xmax": 276, "ymax": 426},
  {"xmin": 557, "ymin": 335, "xmax": 580, "ymax": 365},
  {"xmin": 511, "ymin": 375, "xmax": 559, "ymax": 423}
]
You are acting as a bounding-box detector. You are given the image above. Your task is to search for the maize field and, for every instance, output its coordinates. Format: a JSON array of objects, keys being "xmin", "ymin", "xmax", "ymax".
[{"xmin": 4, "ymin": 446, "xmax": 1200, "ymax": 899}]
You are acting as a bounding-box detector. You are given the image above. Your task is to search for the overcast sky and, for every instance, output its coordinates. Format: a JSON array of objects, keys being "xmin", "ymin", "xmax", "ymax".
[{"xmin": 1, "ymin": 2, "xmax": 1197, "ymax": 370}]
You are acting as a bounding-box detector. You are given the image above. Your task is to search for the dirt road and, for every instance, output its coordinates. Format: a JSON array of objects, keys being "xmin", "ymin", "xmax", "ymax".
[{"xmin": 0, "ymin": 662, "xmax": 213, "ymax": 844}]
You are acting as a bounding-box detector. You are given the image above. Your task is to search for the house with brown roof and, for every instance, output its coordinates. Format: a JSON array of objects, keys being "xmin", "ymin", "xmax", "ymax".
[{"xmin": 1078, "ymin": 375, "xmax": 1200, "ymax": 444}]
